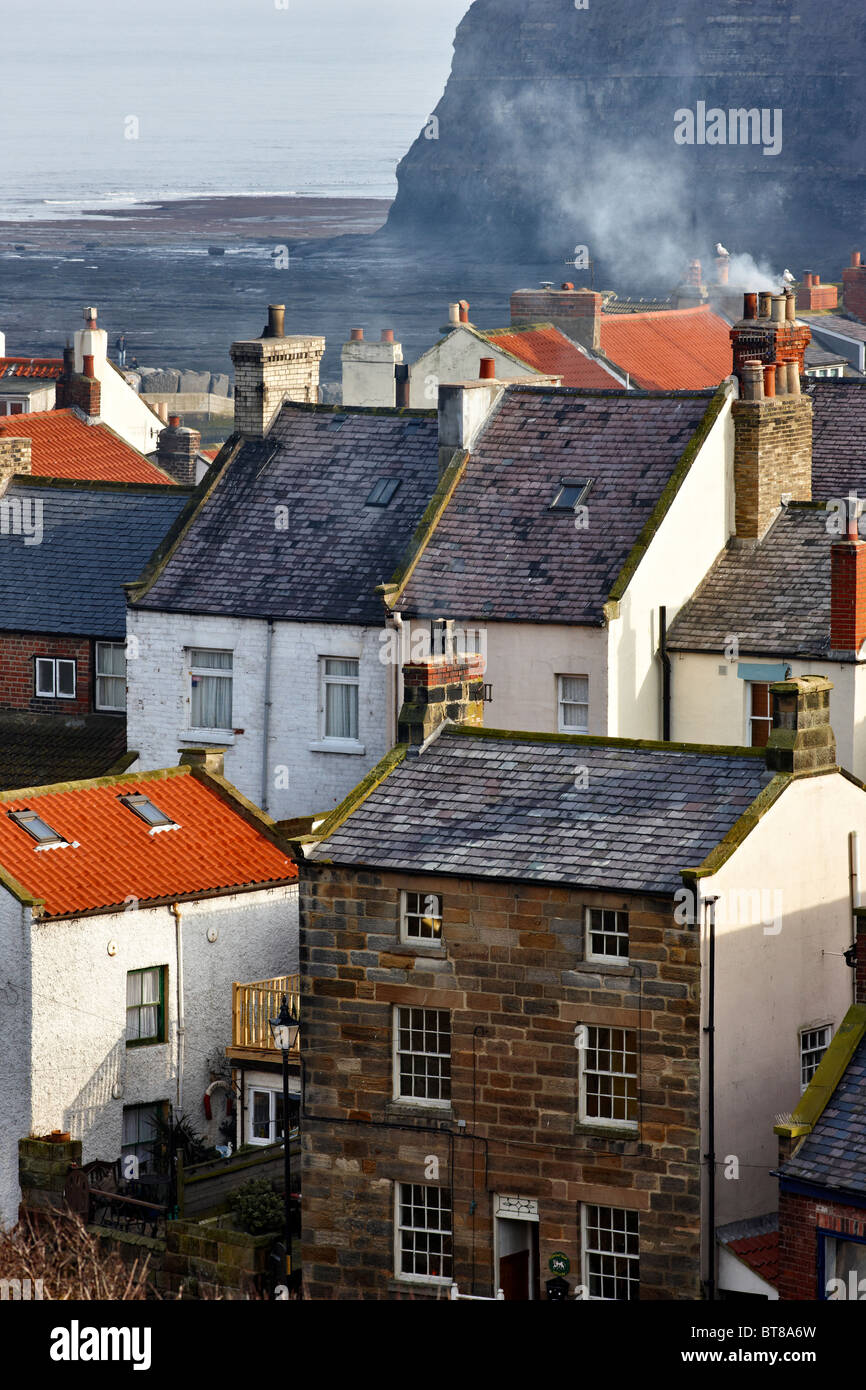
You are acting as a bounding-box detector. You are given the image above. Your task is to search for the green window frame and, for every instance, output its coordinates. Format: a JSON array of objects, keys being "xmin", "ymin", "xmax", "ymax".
[{"xmin": 126, "ymin": 966, "xmax": 167, "ymax": 1047}]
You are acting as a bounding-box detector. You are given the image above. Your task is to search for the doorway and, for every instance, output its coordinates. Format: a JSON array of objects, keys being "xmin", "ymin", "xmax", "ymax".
[{"xmin": 494, "ymin": 1197, "xmax": 540, "ymax": 1300}]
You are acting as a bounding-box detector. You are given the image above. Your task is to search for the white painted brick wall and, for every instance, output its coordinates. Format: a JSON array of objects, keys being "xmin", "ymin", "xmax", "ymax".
[{"xmin": 126, "ymin": 609, "xmax": 391, "ymax": 817}]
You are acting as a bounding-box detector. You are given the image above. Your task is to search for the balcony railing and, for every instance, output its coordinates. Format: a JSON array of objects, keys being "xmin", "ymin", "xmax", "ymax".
[{"xmin": 231, "ymin": 975, "xmax": 300, "ymax": 1053}]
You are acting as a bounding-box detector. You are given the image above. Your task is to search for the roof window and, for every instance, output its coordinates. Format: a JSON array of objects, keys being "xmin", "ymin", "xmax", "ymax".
[
  {"xmin": 119, "ymin": 793, "xmax": 177, "ymax": 831},
  {"xmin": 366, "ymin": 478, "xmax": 401, "ymax": 507},
  {"xmin": 550, "ymin": 479, "xmax": 592, "ymax": 510},
  {"xmin": 9, "ymin": 808, "xmax": 65, "ymax": 847}
]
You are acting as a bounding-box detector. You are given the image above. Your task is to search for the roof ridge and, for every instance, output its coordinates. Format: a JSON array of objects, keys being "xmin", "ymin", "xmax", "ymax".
[
  {"xmin": 0, "ymin": 763, "xmax": 190, "ymax": 804},
  {"xmin": 444, "ymin": 724, "xmax": 766, "ymax": 758}
]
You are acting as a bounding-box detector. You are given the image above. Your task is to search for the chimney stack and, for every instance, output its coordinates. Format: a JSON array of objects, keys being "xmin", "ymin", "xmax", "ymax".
[
  {"xmin": 510, "ymin": 284, "xmax": 602, "ymax": 351},
  {"xmin": 0, "ymin": 436, "xmax": 32, "ymax": 483},
  {"xmin": 397, "ymin": 621, "xmax": 485, "ymax": 747},
  {"xmin": 798, "ymin": 271, "xmax": 838, "ymax": 313},
  {"xmin": 765, "ymin": 675, "xmax": 836, "ymax": 775},
  {"xmin": 156, "ymin": 414, "xmax": 201, "ymax": 485},
  {"xmin": 341, "ymin": 325, "xmax": 403, "ymax": 408},
  {"xmin": 56, "ymin": 350, "xmax": 101, "ymax": 417},
  {"xmin": 231, "ymin": 306, "xmax": 325, "ymax": 436},
  {"xmin": 178, "ymin": 746, "xmax": 226, "ymax": 778},
  {"xmin": 830, "ymin": 508, "xmax": 866, "ymax": 658},
  {"xmin": 731, "ymin": 289, "xmax": 811, "ymax": 387},
  {"xmin": 843, "ymin": 251, "xmax": 866, "ymax": 320}
]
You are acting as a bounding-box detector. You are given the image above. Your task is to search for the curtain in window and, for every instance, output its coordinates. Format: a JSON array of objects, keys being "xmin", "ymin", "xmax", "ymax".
[
  {"xmin": 127, "ymin": 969, "xmax": 159, "ymax": 1040},
  {"xmin": 324, "ymin": 659, "xmax": 359, "ymax": 739},
  {"xmin": 97, "ymin": 644, "xmax": 126, "ymax": 711},
  {"xmin": 190, "ymin": 650, "xmax": 232, "ymax": 729},
  {"xmin": 560, "ymin": 676, "xmax": 589, "ymax": 729}
]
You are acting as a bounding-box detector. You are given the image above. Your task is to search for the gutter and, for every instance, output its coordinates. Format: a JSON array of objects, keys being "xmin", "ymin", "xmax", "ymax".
[{"xmin": 170, "ymin": 903, "xmax": 185, "ymax": 1113}]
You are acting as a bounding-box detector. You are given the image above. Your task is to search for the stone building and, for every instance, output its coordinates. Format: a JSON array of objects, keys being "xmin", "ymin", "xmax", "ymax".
[{"xmin": 297, "ymin": 651, "xmax": 866, "ymax": 1300}]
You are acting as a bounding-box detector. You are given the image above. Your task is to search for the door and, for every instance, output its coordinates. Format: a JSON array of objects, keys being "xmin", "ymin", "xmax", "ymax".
[{"xmin": 496, "ymin": 1217, "xmax": 539, "ymax": 1300}]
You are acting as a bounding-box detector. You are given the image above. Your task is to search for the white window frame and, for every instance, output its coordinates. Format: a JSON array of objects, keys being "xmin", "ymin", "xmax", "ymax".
[
  {"xmin": 247, "ymin": 1086, "xmax": 286, "ymax": 1146},
  {"xmin": 393, "ymin": 1005, "xmax": 451, "ymax": 1107},
  {"xmin": 747, "ymin": 680, "xmax": 773, "ymax": 748},
  {"xmin": 585, "ymin": 907, "xmax": 629, "ymax": 963},
  {"xmin": 578, "ymin": 1025, "xmax": 638, "ymax": 1130},
  {"xmin": 800, "ymin": 1024, "xmax": 832, "ymax": 1092},
  {"xmin": 400, "ymin": 890, "xmax": 444, "ymax": 945},
  {"xmin": 557, "ymin": 674, "xmax": 589, "ymax": 734},
  {"xmin": 317, "ymin": 656, "xmax": 361, "ymax": 749},
  {"xmin": 394, "ymin": 1183, "xmax": 453, "ymax": 1285},
  {"xmin": 581, "ymin": 1203, "xmax": 640, "ymax": 1301},
  {"xmin": 95, "ymin": 641, "xmax": 127, "ymax": 712},
  {"xmin": 35, "ymin": 656, "xmax": 76, "ymax": 700},
  {"xmin": 187, "ymin": 647, "xmax": 233, "ymax": 737}
]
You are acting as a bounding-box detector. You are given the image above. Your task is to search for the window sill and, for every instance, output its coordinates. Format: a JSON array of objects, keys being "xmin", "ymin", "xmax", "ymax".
[
  {"xmin": 183, "ymin": 729, "xmax": 236, "ymax": 746},
  {"xmin": 392, "ymin": 942, "xmax": 446, "ymax": 958},
  {"xmin": 385, "ymin": 1100, "xmax": 453, "ymax": 1122},
  {"xmin": 308, "ymin": 739, "xmax": 366, "ymax": 755},
  {"xmin": 572, "ymin": 959, "xmax": 633, "ymax": 977},
  {"xmin": 388, "ymin": 1276, "xmax": 452, "ymax": 1295},
  {"xmin": 575, "ymin": 1122, "xmax": 639, "ymax": 1144},
  {"xmin": 126, "ymin": 1039, "xmax": 168, "ymax": 1051}
]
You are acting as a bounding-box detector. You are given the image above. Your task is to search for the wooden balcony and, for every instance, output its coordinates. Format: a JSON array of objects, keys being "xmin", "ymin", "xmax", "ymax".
[{"xmin": 226, "ymin": 975, "xmax": 300, "ymax": 1066}]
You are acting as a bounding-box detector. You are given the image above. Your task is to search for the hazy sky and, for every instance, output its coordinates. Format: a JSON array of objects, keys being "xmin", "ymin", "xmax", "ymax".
[{"xmin": 2, "ymin": 0, "xmax": 473, "ymax": 206}]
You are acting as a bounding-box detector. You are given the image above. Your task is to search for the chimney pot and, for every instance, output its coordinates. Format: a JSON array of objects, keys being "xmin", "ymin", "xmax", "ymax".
[
  {"xmin": 762, "ymin": 363, "xmax": 777, "ymax": 398},
  {"xmin": 744, "ymin": 292, "xmax": 758, "ymax": 319},
  {"xmin": 381, "ymin": 329, "xmax": 395, "ymax": 343},
  {"xmin": 169, "ymin": 414, "xmax": 181, "ymax": 428},
  {"xmin": 448, "ymin": 303, "xmax": 461, "ymax": 325},
  {"xmin": 349, "ymin": 327, "xmax": 364, "ymax": 342},
  {"xmin": 785, "ymin": 290, "xmax": 796, "ymax": 321},
  {"xmin": 561, "ymin": 282, "xmax": 574, "ymax": 291},
  {"xmin": 786, "ymin": 361, "xmax": 801, "ymax": 396},
  {"xmin": 741, "ymin": 359, "xmax": 764, "ymax": 401},
  {"xmin": 758, "ymin": 291, "xmax": 773, "ymax": 318},
  {"xmin": 771, "ymin": 295, "xmax": 787, "ymax": 324},
  {"xmin": 852, "ymin": 251, "xmax": 862, "ymax": 268},
  {"xmin": 813, "ymin": 274, "xmax": 821, "ymax": 286},
  {"xmin": 83, "ymin": 306, "xmax": 98, "ymax": 326},
  {"xmin": 803, "ymin": 272, "xmax": 814, "ymax": 288},
  {"xmin": 266, "ymin": 304, "xmax": 286, "ymax": 339},
  {"xmin": 82, "ymin": 354, "xmax": 95, "ymax": 378},
  {"xmin": 459, "ymin": 301, "xmax": 470, "ymax": 324},
  {"xmin": 479, "ymin": 358, "xmax": 496, "ymax": 380},
  {"xmin": 775, "ymin": 361, "xmax": 788, "ymax": 396}
]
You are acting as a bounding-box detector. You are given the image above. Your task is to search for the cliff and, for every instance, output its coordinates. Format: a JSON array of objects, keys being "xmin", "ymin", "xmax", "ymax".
[{"xmin": 385, "ymin": 0, "xmax": 866, "ymax": 282}]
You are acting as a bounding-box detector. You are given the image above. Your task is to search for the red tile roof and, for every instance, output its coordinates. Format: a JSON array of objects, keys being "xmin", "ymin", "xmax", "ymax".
[
  {"xmin": 481, "ymin": 325, "xmax": 620, "ymax": 389},
  {"xmin": 0, "ymin": 357, "xmax": 64, "ymax": 381},
  {"xmin": 0, "ymin": 409, "xmax": 174, "ymax": 484},
  {"xmin": 600, "ymin": 305, "xmax": 733, "ymax": 391},
  {"xmin": 726, "ymin": 1231, "xmax": 780, "ymax": 1288},
  {"xmin": 0, "ymin": 766, "xmax": 296, "ymax": 918}
]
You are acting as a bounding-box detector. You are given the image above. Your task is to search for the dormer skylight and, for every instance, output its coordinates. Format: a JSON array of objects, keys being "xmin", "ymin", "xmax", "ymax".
[
  {"xmin": 550, "ymin": 479, "xmax": 592, "ymax": 511},
  {"xmin": 9, "ymin": 808, "xmax": 65, "ymax": 847},
  {"xmin": 119, "ymin": 793, "xmax": 177, "ymax": 832},
  {"xmin": 366, "ymin": 478, "xmax": 401, "ymax": 507}
]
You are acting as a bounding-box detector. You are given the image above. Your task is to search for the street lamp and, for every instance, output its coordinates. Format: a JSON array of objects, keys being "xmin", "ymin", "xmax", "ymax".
[{"xmin": 269, "ymin": 993, "xmax": 299, "ymax": 1284}]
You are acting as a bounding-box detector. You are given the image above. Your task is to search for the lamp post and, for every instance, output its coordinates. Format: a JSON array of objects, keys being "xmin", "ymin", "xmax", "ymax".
[{"xmin": 269, "ymin": 992, "xmax": 300, "ymax": 1283}]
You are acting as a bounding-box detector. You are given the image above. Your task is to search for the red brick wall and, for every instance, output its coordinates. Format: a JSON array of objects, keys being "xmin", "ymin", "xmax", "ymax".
[
  {"xmin": 831, "ymin": 536, "xmax": 866, "ymax": 653},
  {"xmin": 778, "ymin": 1187, "xmax": 866, "ymax": 1299},
  {"xmin": 300, "ymin": 867, "xmax": 702, "ymax": 1300},
  {"xmin": 0, "ymin": 632, "xmax": 91, "ymax": 714},
  {"xmin": 843, "ymin": 263, "xmax": 866, "ymax": 322}
]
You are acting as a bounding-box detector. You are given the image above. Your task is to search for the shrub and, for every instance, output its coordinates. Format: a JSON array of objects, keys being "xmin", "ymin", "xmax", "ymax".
[{"xmin": 228, "ymin": 1179, "xmax": 284, "ymax": 1236}]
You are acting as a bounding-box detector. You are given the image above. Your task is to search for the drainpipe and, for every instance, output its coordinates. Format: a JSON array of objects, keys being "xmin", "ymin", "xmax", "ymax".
[
  {"xmin": 659, "ymin": 606, "xmax": 671, "ymax": 741},
  {"xmin": 387, "ymin": 612, "xmax": 404, "ymax": 746},
  {"xmin": 701, "ymin": 892, "xmax": 719, "ymax": 1301},
  {"xmin": 850, "ymin": 831, "xmax": 861, "ymax": 1005},
  {"xmin": 261, "ymin": 617, "xmax": 275, "ymax": 814},
  {"xmin": 170, "ymin": 903, "xmax": 185, "ymax": 1113}
]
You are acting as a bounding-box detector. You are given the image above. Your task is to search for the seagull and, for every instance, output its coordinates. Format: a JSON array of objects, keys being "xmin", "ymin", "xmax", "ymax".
[
  {"xmin": 715, "ymin": 242, "xmax": 730, "ymax": 257},
  {"xmin": 782, "ymin": 268, "xmax": 796, "ymax": 284}
]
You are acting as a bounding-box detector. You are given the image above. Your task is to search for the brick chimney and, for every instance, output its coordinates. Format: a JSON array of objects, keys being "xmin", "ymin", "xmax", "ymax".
[
  {"xmin": 397, "ymin": 623, "xmax": 485, "ymax": 746},
  {"xmin": 843, "ymin": 251, "xmax": 866, "ymax": 321},
  {"xmin": 797, "ymin": 271, "xmax": 838, "ymax": 313},
  {"xmin": 230, "ymin": 304, "xmax": 325, "ymax": 437},
  {"xmin": 510, "ymin": 284, "xmax": 602, "ymax": 351},
  {"xmin": 156, "ymin": 414, "xmax": 200, "ymax": 485},
  {"xmin": 764, "ymin": 675, "xmax": 836, "ymax": 775},
  {"xmin": 0, "ymin": 436, "xmax": 32, "ymax": 484},
  {"xmin": 342, "ymin": 327, "xmax": 404, "ymax": 408},
  {"xmin": 673, "ymin": 258, "xmax": 708, "ymax": 309},
  {"xmin": 830, "ymin": 512, "xmax": 866, "ymax": 657},
  {"xmin": 731, "ymin": 298, "xmax": 813, "ymax": 538},
  {"xmin": 179, "ymin": 746, "xmax": 226, "ymax": 777}
]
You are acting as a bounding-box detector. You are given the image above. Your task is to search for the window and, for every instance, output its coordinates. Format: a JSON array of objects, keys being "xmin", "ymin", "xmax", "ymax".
[
  {"xmin": 823, "ymin": 1233, "xmax": 866, "ymax": 1298},
  {"xmin": 8, "ymin": 808, "xmax": 65, "ymax": 846},
  {"xmin": 558, "ymin": 674, "xmax": 589, "ymax": 733},
  {"xmin": 800, "ymin": 1025, "xmax": 832, "ymax": 1091},
  {"xmin": 748, "ymin": 682, "xmax": 773, "ymax": 748},
  {"xmin": 401, "ymin": 891, "xmax": 443, "ymax": 943},
  {"xmin": 394, "ymin": 1006, "xmax": 451, "ymax": 1104},
  {"xmin": 95, "ymin": 642, "xmax": 126, "ymax": 712},
  {"xmin": 396, "ymin": 1184, "xmax": 452, "ymax": 1283},
  {"xmin": 126, "ymin": 966, "xmax": 166, "ymax": 1046},
  {"xmin": 121, "ymin": 1102, "xmax": 165, "ymax": 1173},
  {"xmin": 249, "ymin": 1087, "xmax": 287, "ymax": 1145},
  {"xmin": 550, "ymin": 479, "xmax": 591, "ymax": 510},
  {"xmin": 322, "ymin": 658, "xmax": 359, "ymax": 741},
  {"xmin": 189, "ymin": 649, "xmax": 232, "ymax": 730},
  {"xmin": 579, "ymin": 1026, "xmax": 638, "ymax": 1128},
  {"xmin": 587, "ymin": 908, "xmax": 629, "ymax": 962},
  {"xmin": 366, "ymin": 478, "xmax": 401, "ymax": 506},
  {"xmin": 582, "ymin": 1205, "xmax": 640, "ymax": 1300},
  {"xmin": 35, "ymin": 657, "xmax": 76, "ymax": 700},
  {"xmin": 119, "ymin": 793, "xmax": 176, "ymax": 831}
]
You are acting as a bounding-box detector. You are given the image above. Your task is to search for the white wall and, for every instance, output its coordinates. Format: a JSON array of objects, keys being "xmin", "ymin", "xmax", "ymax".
[
  {"xmin": 672, "ymin": 652, "xmax": 863, "ymax": 776},
  {"xmin": 26, "ymin": 886, "xmax": 296, "ymax": 1172},
  {"xmin": 607, "ymin": 392, "xmax": 734, "ymax": 739},
  {"xmin": 407, "ymin": 330, "xmax": 547, "ymax": 409},
  {"xmin": 126, "ymin": 610, "xmax": 391, "ymax": 818},
  {"xmin": 700, "ymin": 771, "xmax": 865, "ymax": 1226},
  {"xmin": 0, "ymin": 893, "xmax": 32, "ymax": 1228},
  {"xmin": 74, "ymin": 325, "xmax": 162, "ymax": 455}
]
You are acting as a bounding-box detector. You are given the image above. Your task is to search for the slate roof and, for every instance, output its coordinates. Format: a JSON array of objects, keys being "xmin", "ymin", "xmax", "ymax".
[
  {"xmin": 805, "ymin": 342, "xmax": 848, "ymax": 369},
  {"xmin": 805, "ymin": 314, "xmax": 866, "ymax": 344},
  {"xmin": 780, "ymin": 1032, "xmax": 866, "ymax": 1197},
  {"xmin": 0, "ymin": 410, "xmax": 173, "ymax": 484},
  {"xmin": 666, "ymin": 505, "xmax": 834, "ymax": 659},
  {"xmin": 395, "ymin": 386, "xmax": 715, "ymax": 623},
  {"xmin": 134, "ymin": 403, "xmax": 441, "ymax": 623},
  {"xmin": 0, "ymin": 764, "xmax": 296, "ymax": 919},
  {"xmin": 480, "ymin": 325, "xmax": 620, "ymax": 389},
  {"xmin": 0, "ymin": 713, "xmax": 129, "ymax": 791},
  {"xmin": 599, "ymin": 305, "xmax": 733, "ymax": 391},
  {"xmin": 0, "ymin": 480, "xmax": 191, "ymax": 639},
  {"xmin": 0, "ymin": 357, "xmax": 63, "ymax": 381},
  {"xmin": 310, "ymin": 727, "xmax": 773, "ymax": 894},
  {"xmin": 806, "ymin": 379, "xmax": 866, "ymax": 497}
]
